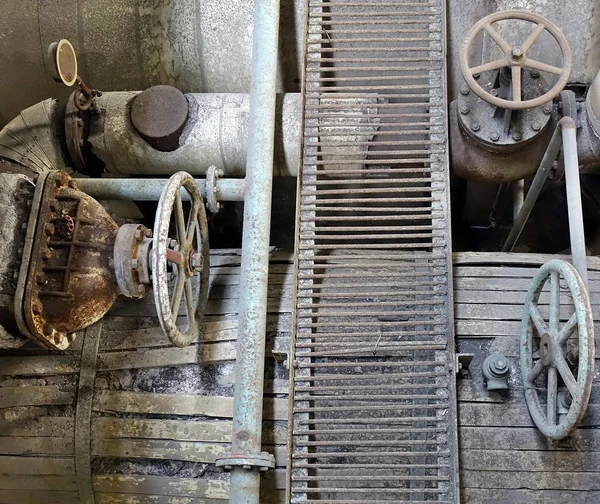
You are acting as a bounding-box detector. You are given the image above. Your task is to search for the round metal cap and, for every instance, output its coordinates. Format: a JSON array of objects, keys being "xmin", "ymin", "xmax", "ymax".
[
  {"xmin": 47, "ymin": 39, "xmax": 78, "ymax": 87},
  {"xmin": 130, "ymin": 85, "xmax": 189, "ymax": 152}
]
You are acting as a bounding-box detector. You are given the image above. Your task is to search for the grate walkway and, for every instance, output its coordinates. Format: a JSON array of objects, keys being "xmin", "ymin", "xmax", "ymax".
[{"xmin": 287, "ymin": 0, "xmax": 459, "ymax": 502}]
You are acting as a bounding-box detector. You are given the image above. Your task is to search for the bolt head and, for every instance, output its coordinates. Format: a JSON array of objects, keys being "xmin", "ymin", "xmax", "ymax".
[
  {"xmin": 543, "ymin": 104, "xmax": 552, "ymax": 114},
  {"xmin": 471, "ymin": 122, "xmax": 480, "ymax": 132},
  {"xmin": 459, "ymin": 105, "xmax": 470, "ymax": 115},
  {"xmin": 191, "ymin": 252, "xmax": 204, "ymax": 271},
  {"xmin": 460, "ymin": 84, "xmax": 470, "ymax": 95},
  {"xmin": 134, "ymin": 229, "xmax": 143, "ymax": 241},
  {"xmin": 531, "ymin": 69, "xmax": 540, "ymax": 78},
  {"xmin": 131, "ymin": 258, "xmax": 139, "ymax": 269},
  {"xmin": 144, "ymin": 228, "xmax": 153, "ymax": 238},
  {"xmin": 242, "ymin": 464, "xmax": 251, "ymax": 470},
  {"xmin": 490, "ymin": 133, "xmax": 499, "ymax": 142},
  {"xmin": 512, "ymin": 131, "xmax": 522, "ymax": 141},
  {"xmin": 511, "ymin": 46, "xmax": 523, "ymax": 59},
  {"xmin": 532, "ymin": 122, "xmax": 541, "ymax": 132},
  {"xmin": 169, "ymin": 239, "xmax": 178, "ymax": 248}
]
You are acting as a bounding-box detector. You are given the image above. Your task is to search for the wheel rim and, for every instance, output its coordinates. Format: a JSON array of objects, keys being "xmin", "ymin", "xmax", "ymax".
[
  {"xmin": 152, "ymin": 172, "xmax": 210, "ymax": 347},
  {"xmin": 460, "ymin": 10, "xmax": 572, "ymax": 110},
  {"xmin": 520, "ymin": 259, "xmax": 594, "ymax": 439}
]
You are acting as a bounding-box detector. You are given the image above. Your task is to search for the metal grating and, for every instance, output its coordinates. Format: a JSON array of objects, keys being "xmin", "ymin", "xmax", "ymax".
[{"xmin": 287, "ymin": 0, "xmax": 459, "ymax": 502}]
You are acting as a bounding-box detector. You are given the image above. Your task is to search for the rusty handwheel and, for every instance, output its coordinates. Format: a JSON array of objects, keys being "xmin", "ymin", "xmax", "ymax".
[
  {"xmin": 520, "ymin": 260, "xmax": 594, "ymax": 440},
  {"xmin": 461, "ymin": 10, "xmax": 572, "ymax": 110},
  {"xmin": 152, "ymin": 172, "xmax": 210, "ymax": 347}
]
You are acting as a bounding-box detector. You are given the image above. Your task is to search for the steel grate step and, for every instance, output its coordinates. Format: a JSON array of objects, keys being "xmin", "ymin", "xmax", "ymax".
[{"xmin": 287, "ymin": 0, "xmax": 458, "ymax": 501}]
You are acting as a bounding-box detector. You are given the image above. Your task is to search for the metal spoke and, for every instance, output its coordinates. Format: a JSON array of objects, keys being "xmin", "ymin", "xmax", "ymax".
[
  {"xmin": 174, "ymin": 191, "xmax": 187, "ymax": 243},
  {"xmin": 183, "ymin": 276, "xmax": 196, "ymax": 323},
  {"xmin": 521, "ymin": 23, "xmax": 546, "ymax": 53},
  {"xmin": 527, "ymin": 359, "xmax": 545, "ymax": 384},
  {"xmin": 470, "ymin": 59, "xmax": 507, "ymax": 75},
  {"xmin": 558, "ymin": 313, "xmax": 578, "ymax": 345},
  {"xmin": 171, "ymin": 267, "xmax": 186, "ymax": 319},
  {"xmin": 554, "ymin": 354, "xmax": 578, "ymax": 396},
  {"xmin": 484, "ymin": 23, "xmax": 511, "ymax": 54},
  {"xmin": 547, "ymin": 366, "xmax": 557, "ymax": 424},
  {"xmin": 511, "ymin": 66, "xmax": 522, "ymax": 102},
  {"xmin": 549, "ymin": 271, "xmax": 560, "ymax": 333},
  {"xmin": 529, "ymin": 303, "xmax": 549, "ymax": 336},
  {"xmin": 186, "ymin": 200, "xmax": 198, "ymax": 245},
  {"xmin": 524, "ymin": 58, "xmax": 563, "ymax": 75}
]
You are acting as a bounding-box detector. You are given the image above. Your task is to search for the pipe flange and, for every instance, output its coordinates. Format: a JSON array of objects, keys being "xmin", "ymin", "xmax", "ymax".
[
  {"xmin": 215, "ymin": 452, "xmax": 275, "ymax": 472},
  {"xmin": 206, "ymin": 165, "xmax": 224, "ymax": 214},
  {"xmin": 113, "ymin": 223, "xmax": 153, "ymax": 298}
]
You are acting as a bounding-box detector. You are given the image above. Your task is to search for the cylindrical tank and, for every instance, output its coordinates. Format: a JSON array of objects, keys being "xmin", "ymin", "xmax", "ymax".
[{"xmin": 0, "ymin": 0, "xmax": 305, "ymax": 128}]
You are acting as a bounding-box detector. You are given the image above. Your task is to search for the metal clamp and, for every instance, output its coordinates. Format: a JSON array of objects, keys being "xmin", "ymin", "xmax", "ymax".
[
  {"xmin": 206, "ymin": 165, "xmax": 225, "ymax": 214},
  {"xmin": 215, "ymin": 452, "xmax": 275, "ymax": 472}
]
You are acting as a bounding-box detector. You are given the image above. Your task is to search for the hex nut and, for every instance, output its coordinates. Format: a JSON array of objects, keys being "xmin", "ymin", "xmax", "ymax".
[
  {"xmin": 532, "ymin": 122, "xmax": 541, "ymax": 132},
  {"xmin": 131, "ymin": 258, "xmax": 139, "ymax": 269},
  {"xmin": 134, "ymin": 229, "xmax": 143, "ymax": 241},
  {"xmin": 512, "ymin": 131, "xmax": 522, "ymax": 141},
  {"xmin": 490, "ymin": 133, "xmax": 499, "ymax": 142},
  {"xmin": 460, "ymin": 106, "xmax": 470, "ymax": 115},
  {"xmin": 471, "ymin": 123, "xmax": 480, "ymax": 132}
]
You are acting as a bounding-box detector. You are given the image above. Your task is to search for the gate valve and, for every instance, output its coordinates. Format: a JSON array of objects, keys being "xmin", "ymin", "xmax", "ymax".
[{"xmin": 482, "ymin": 354, "xmax": 510, "ymax": 391}]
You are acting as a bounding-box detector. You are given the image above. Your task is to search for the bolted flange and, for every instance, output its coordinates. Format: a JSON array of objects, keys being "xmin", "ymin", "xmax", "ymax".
[{"xmin": 215, "ymin": 452, "xmax": 275, "ymax": 473}]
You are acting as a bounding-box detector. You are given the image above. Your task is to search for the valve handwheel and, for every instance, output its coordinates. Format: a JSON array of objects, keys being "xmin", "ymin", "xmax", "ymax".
[
  {"xmin": 152, "ymin": 172, "xmax": 210, "ymax": 347},
  {"xmin": 461, "ymin": 10, "xmax": 572, "ymax": 110},
  {"xmin": 520, "ymin": 260, "xmax": 594, "ymax": 440}
]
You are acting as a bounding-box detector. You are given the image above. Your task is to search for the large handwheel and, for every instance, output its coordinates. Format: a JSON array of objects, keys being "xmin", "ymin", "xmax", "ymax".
[
  {"xmin": 152, "ymin": 172, "xmax": 210, "ymax": 347},
  {"xmin": 520, "ymin": 260, "xmax": 594, "ymax": 440},
  {"xmin": 461, "ymin": 10, "xmax": 572, "ymax": 110}
]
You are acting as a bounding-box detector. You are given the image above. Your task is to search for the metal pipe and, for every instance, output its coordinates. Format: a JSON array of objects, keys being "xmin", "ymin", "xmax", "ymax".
[
  {"xmin": 74, "ymin": 177, "xmax": 245, "ymax": 202},
  {"xmin": 502, "ymin": 125, "xmax": 563, "ymax": 252},
  {"xmin": 513, "ymin": 179, "xmax": 524, "ymax": 220},
  {"xmin": 221, "ymin": 0, "xmax": 280, "ymax": 502},
  {"xmin": 562, "ymin": 119, "xmax": 588, "ymax": 286}
]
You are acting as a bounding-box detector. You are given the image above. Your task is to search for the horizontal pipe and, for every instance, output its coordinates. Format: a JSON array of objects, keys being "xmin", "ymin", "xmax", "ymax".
[{"xmin": 75, "ymin": 177, "xmax": 245, "ymax": 202}]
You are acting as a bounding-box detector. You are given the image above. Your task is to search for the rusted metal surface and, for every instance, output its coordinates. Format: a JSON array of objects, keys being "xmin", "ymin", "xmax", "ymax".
[
  {"xmin": 152, "ymin": 171, "xmax": 210, "ymax": 348},
  {"xmin": 17, "ymin": 171, "xmax": 119, "ymax": 350},
  {"xmin": 130, "ymin": 85, "xmax": 190, "ymax": 152},
  {"xmin": 520, "ymin": 259, "xmax": 594, "ymax": 439},
  {"xmin": 460, "ymin": 11, "xmax": 572, "ymax": 110},
  {"xmin": 287, "ymin": 0, "xmax": 458, "ymax": 501}
]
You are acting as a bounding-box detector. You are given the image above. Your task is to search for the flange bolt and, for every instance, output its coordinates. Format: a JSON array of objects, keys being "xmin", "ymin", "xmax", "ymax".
[{"xmin": 471, "ymin": 122, "xmax": 480, "ymax": 132}]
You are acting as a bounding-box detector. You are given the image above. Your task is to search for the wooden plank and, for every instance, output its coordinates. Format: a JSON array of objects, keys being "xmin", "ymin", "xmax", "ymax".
[
  {"xmin": 459, "ymin": 402, "xmax": 600, "ymax": 428},
  {"xmin": 460, "ymin": 448, "xmax": 600, "ymax": 472},
  {"xmin": 455, "ymin": 302, "xmax": 587, "ymax": 321},
  {"xmin": 453, "ymin": 252, "xmax": 600, "ymax": 270},
  {"xmin": 0, "ymin": 456, "xmax": 75, "ymax": 475},
  {"xmin": 98, "ymin": 342, "xmax": 237, "ymax": 371},
  {"xmin": 0, "ymin": 416, "xmax": 74, "ymax": 437},
  {"xmin": 0, "ymin": 437, "xmax": 74, "ymax": 456},
  {"xmin": 0, "ymin": 355, "xmax": 79, "ymax": 376},
  {"xmin": 0, "ymin": 385, "xmax": 74, "ymax": 408},
  {"xmin": 455, "ymin": 319, "xmax": 521, "ymax": 337},
  {"xmin": 454, "ymin": 265, "xmax": 600, "ymax": 279},
  {"xmin": 95, "ymin": 494, "xmax": 225, "ymax": 504},
  {"xmin": 92, "ymin": 440, "xmax": 287, "ymax": 467},
  {"xmin": 455, "ymin": 288, "xmax": 600, "ymax": 306},
  {"xmin": 459, "ymin": 426, "xmax": 600, "ymax": 452},
  {"xmin": 92, "ymin": 418, "xmax": 287, "ymax": 445},
  {"xmin": 0, "ymin": 490, "xmax": 79, "ymax": 504},
  {"xmin": 454, "ymin": 276, "xmax": 600, "ymax": 293},
  {"xmin": 462, "ymin": 488, "xmax": 600, "ymax": 504},
  {"xmin": 94, "ymin": 391, "xmax": 288, "ymax": 421},
  {"xmin": 0, "ymin": 474, "xmax": 77, "ymax": 491}
]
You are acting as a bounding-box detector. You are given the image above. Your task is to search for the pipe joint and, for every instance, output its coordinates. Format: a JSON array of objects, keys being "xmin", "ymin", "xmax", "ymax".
[
  {"xmin": 558, "ymin": 116, "xmax": 577, "ymax": 130},
  {"xmin": 216, "ymin": 452, "xmax": 275, "ymax": 473}
]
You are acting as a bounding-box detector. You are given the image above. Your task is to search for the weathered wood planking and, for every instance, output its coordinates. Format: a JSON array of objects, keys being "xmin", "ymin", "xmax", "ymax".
[
  {"xmin": 95, "ymin": 495, "xmax": 225, "ymax": 504},
  {"xmin": 0, "ymin": 456, "xmax": 75, "ymax": 475},
  {"xmin": 462, "ymin": 488, "xmax": 600, "ymax": 504},
  {"xmin": 0, "ymin": 490, "xmax": 79, "ymax": 504},
  {"xmin": 0, "ymin": 474, "xmax": 77, "ymax": 491},
  {"xmin": 0, "ymin": 416, "xmax": 73, "ymax": 437},
  {"xmin": 0, "ymin": 436, "xmax": 74, "ymax": 456},
  {"xmin": 0, "ymin": 386, "xmax": 74, "ymax": 408},
  {"xmin": 94, "ymin": 390, "xmax": 288, "ymax": 421}
]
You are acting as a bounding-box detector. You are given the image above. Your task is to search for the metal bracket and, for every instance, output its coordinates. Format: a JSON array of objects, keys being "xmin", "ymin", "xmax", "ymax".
[{"xmin": 215, "ymin": 451, "xmax": 275, "ymax": 472}]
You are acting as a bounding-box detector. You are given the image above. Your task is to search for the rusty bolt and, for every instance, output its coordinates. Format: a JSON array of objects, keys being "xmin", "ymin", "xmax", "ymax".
[
  {"xmin": 55, "ymin": 179, "xmax": 63, "ymax": 188},
  {"xmin": 471, "ymin": 122, "xmax": 480, "ymax": 132},
  {"xmin": 36, "ymin": 273, "xmax": 46, "ymax": 285},
  {"xmin": 131, "ymin": 258, "xmax": 139, "ymax": 269},
  {"xmin": 134, "ymin": 229, "xmax": 143, "ymax": 241},
  {"xmin": 224, "ymin": 465, "xmax": 232, "ymax": 471},
  {"xmin": 512, "ymin": 131, "xmax": 522, "ymax": 141},
  {"xmin": 68, "ymin": 180, "xmax": 78, "ymax": 189},
  {"xmin": 43, "ymin": 248, "xmax": 52, "ymax": 260},
  {"xmin": 532, "ymin": 122, "xmax": 541, "ymax": 132},
  {"xmin": 531, "ymin": 69, "xmax": 540, "ymax": 78},
  {"xmin": 243, "ymin": 465, "xmax": 251, "ymax": 470},
  {"xmin": 144, "ymin": 228, "xmax": 153, "ymax": 238},
  {"xmin": 543, "ymin": 103, "xmax": 552, "ymax": 114},
  {"xmin": 459, "ymin": 105, "xmax": 470, "ymax": 115},
  {"xmin": 54, "ymin": 332, "xmax": 65, "ymax": 345},
  {"xmin": 43, "ymin": 323, "xmax": 54, "ymax": 336},
  {"xmin": 191, "ymin": 252, "xmax": 204, "ymax": 271},
  {"xmin": 460, "ymin": 84, "xmax": 470, "ymax": 95},
  {"xmin": 45, "ymin": 223, "xmax": 55, "ymax": 236},
  {"xmin": 490, "ymin": 133, "xmax": 499, "ymax": 142}
]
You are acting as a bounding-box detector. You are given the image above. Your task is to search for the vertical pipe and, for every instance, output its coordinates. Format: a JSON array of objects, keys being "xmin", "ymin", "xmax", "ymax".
[
  {"xmin": 229, "ymin": 0, "xmax": 280, "ymax": 502},
  {"xmin": 513, "ymin": 179, "xmax": 524, "ymax": 221},
  {"xmin": 562, "ymin": 121, "xmax": 588, "ymax": 287},
  {"xmin": 502, "ymin": 126, "xmax": 563, "ymax": 252}
]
